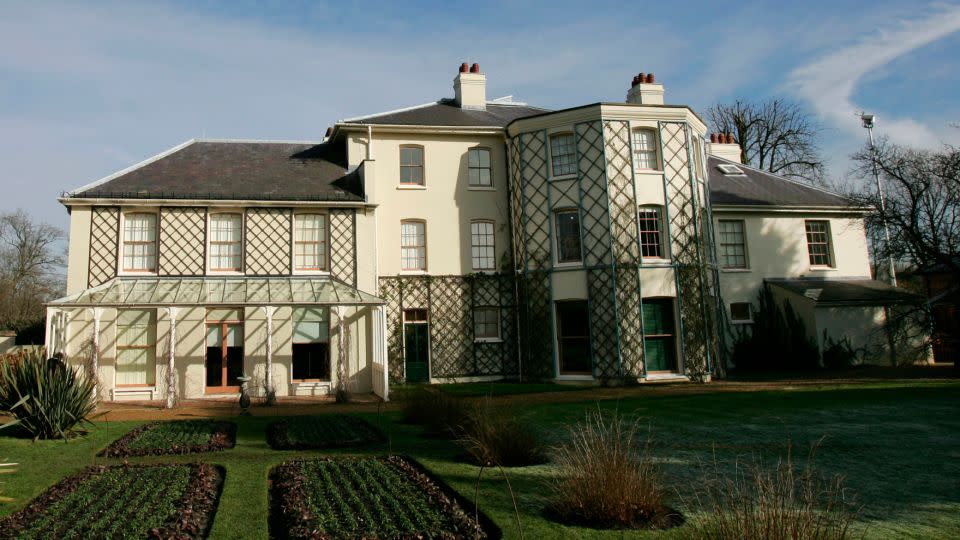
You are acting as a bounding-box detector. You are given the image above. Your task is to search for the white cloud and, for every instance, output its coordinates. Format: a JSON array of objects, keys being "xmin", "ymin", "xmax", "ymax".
[{"xmin": 788, "ymin": 5, "xmax": 960, "ymax": 148}]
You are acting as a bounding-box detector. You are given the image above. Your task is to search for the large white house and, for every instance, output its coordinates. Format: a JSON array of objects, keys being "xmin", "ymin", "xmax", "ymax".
[{"xmin": 44, "ymin": 63, "xmax": 923, "ymax": 403}]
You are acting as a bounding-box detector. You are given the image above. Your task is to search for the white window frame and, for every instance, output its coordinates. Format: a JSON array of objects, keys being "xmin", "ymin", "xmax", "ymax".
[
  {"xmin": 467, "ymin": 147, "xmax": 494, "ymax": 189},
  {"xmin": 730, "ymin": 302, "xmax": 754, "ymax": 324},
  {"xmin": 400, "ymin": 219, "xmax": 427, "ymax": 272},
  {"xmin": 119, "ymin": 210, "xmax": 158, "ymax": 275},
  {"xmin": 718, "ymin": 219, "xmax": 749, "ymax": 270},
  {"xmin": 399, "ymin": 145, "xmax": 425, "ymax": 187},
  {"xmin": 473, "ymin": 306, "xmax": 502, "ymax": 342},
  {"xmin": 292, "ymin": 212, "xmax": 329, "ymax": 274},
  {"xmin": 805, "ymin": 220, "xmax": 835, "ymax": 268},
  {"xmin": 470, "ymin": 220, "xmax": 496, "ymax": 271},
  {"xmin": 631, "ymin": 127, "xmax": 661, "ymax": 171},
  {"xmin": 548, "ymin": 132, "xmax": 577, "ymax": 179},
  {"xmin": 207, "ymin": 211, "xmax": 244, "ymax": 274}
]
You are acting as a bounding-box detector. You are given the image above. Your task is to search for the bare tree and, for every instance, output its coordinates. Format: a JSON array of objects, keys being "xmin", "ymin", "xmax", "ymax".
[
  {"xmin": 847, "ymin": 137, "xmax": 960, "ymax": 276},
  {"xmin": 707, "ymin": 98, "xmax": 825, "ymax": 184},
  {"xmin": 0, "ymin": 210, "xmax": 65, "ymax": 335}
]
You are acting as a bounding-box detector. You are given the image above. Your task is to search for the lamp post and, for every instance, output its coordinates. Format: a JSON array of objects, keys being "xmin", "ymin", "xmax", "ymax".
[{"xmin": 860, "ymin": 112, "xmax": 897, "ymax": 287}]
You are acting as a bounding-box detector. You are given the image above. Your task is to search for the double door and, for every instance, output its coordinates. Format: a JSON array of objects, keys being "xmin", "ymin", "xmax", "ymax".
[{"xmin": 206, "ymin": 321, "xmax": 244, "ymax": 393}]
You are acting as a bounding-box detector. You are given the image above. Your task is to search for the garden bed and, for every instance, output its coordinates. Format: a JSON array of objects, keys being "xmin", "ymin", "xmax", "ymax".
[
  {"xmin": 266, "ymin": 415, "xmax": 384, "ymax": 450},
  {"xmin": 100, "ymin": 420, "xmax": 236, "ymax": 457},
  {"xmin": 0, "ymin": 463, "xmax": 223, "ymax": 539},
  {"xmin": 269, "ymin": 456, "xmax": 499, "ymax": 539}
]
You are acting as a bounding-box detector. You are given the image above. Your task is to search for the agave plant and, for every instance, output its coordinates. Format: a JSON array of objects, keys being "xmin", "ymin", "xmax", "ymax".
[{"xmin": 0, "ymin": 348, "xmax": 98, "ymax": 440}]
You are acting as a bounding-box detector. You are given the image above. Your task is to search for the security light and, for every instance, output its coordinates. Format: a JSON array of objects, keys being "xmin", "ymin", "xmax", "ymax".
[{"xmin": 860, "ymin": 113, "xmax": 875, "ymax": 129}]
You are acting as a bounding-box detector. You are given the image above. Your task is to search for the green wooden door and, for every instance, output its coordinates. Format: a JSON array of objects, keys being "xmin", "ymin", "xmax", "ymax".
[
  {"xmin": 404, "ymin": 323, "xmax": 430, "ymax": 383},
  {"xmin": 643, "ymin": 299, "xmax": 677, "ymax": 372}
]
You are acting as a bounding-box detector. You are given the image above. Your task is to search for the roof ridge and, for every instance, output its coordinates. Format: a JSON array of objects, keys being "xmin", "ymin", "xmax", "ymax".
[
  {"xmin": 709, "ymin": 155, "xmax": 850, "ymax": 201},
  {"xmin": 67, "ymin": 139, "xmax": 197, "ymax": 196},
  {"xmin": 340, "ymin": 100, "xmax": 442, "ymax": 123},
  {"xmin": 194, "ymin": 138, "xmax": 324, "ymax": 144}
]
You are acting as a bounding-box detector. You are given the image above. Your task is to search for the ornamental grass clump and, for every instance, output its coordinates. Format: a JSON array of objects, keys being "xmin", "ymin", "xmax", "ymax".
[
  {"xmin": 0, "ymin": 348, "xmax": 98, "ymax": 440},
  {"xmin": 545, "ymin": 409, "xmax": 680, "ymax": 529},
  {"xmin": 459, "ymin": 398, "xmax": 548, "ymax": 467},
  {"xmin": 682, "ymin": 443, "xmax": 859, "ymax": 540}
]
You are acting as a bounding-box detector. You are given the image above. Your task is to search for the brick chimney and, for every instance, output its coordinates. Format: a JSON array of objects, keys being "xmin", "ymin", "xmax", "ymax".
[
  {"xmin": 626, "ymin": 71, "xmax": 664, "ymax": 105},
  {"xmin": 453, "ymin": 62, "xmax": 486, "ymax": 110},
  {"xmin": 707, "ymin": 133, "xmax": 743, "ymax": 163}
]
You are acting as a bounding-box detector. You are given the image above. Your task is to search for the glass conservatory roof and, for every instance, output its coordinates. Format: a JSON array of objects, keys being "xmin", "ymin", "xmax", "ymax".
[{"xmin": 48, "ymin": 277, "xmax": 384, "ymax": 307}]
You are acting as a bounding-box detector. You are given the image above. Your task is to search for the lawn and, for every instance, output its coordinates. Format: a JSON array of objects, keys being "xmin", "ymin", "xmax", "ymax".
[{"xmin": 1, "ymin": 380, "xmax": 958, "ymax": 539}]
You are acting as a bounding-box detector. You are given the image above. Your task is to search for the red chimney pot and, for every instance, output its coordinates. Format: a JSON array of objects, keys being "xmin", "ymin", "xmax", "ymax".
[
  {"xmin": 710, "ymin": 133, "xmax": 718, "ymax": 143},
  {"xmin": 459, "ymin": 62, "xmax": 469, "ymax": 73},
  {"xmin": 470, "ymin": 63, "xmax": 480, "ymax": 73},
  {"xmin": 638, "ymin": 72, "xmax": 645, "ymax": 85},
  {"xmin": 646, "ymin": 72, "xmax": 655, "ymax": 84}
]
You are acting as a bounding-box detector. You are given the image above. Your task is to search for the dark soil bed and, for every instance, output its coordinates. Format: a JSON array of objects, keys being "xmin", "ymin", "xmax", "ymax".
[
  {"xmin": 100, "ymin": 420, "xmax": 236, "ymax": 457},
  {"xmin": 543, "ymin": 503, "xmax": 684, "ymax": 530},
  {"xmin": 266, "ymin": 415, "xmax": 384, "ymax": 450},
  {"xmin": 269, "ymin": 456, "xmax": 500, "ymax": 539},
  {"xmin": 0, "ymin": 462, "xmax": 224, "ymax": 539}
]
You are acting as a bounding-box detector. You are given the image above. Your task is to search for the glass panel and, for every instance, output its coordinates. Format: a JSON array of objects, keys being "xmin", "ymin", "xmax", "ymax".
[
  {"xmin": 223, "ymin": 280, "xmax": 245, "ymax": 303},
  {"xmin": 294, "ymin": 321, "xmax": 329, "ymax": 343},
  {"xmin": 550, "ymin": 133, "xmax": 576, "ymax": 176},
  {"xmin": 151, "ymin": 280, "xmax": 179, "ymax": 303},
  {"xmin": 555, "ymin": 212, "xmax": 582, "ymax": 263},
  {"xmin": 117, "ymin": 349, "xmax": 151, "ymax": 385},
  {"xmin": 206, "ymin": 325, "xmax": 222, "ymax": 347},
  {"xmin": 315, "ymin": 280, "xmax": 337, "ymax": 303},
  {"xmin": 294, "ymin": 307, "xmax": 329, "ymax": 322},
  {"xmin": 126, "ymin": 281, "xmax": 155, "ymax": 304},
  {"xmin": 292, "ymin": 342, "xmax": 330, "ymax": 380},
  {"xmin": 202, "ymin": 280, "xmax": 226, "ymax": 303},
  {"xmin": 269, "ymin": 280, "xmax": 292, "ymax": 303},
  {"xmin": 247, "ymin": 279, "xmax": 270, "ymax": 303},
  {"xmin": 225, "ymin": 324, "xmax": 243, "ymax": 347},
  {"xmin": 175, "ymin": 280, "xmax": 203, "ymax": 303},
  {"xmin": 290, "ymin": 280, "xmax": 315, "ymax": 303}
]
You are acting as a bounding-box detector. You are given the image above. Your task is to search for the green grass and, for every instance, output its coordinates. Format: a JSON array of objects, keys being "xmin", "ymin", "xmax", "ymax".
[{"xmin": 1, "ymin": 381, "xmax": 958, "ymax": 539}]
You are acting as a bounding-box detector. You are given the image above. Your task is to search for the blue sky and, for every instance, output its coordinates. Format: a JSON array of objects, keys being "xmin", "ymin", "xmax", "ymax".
[{"xmin": 2, "ymin": 0, "xmax": 959, "ymax": 229}]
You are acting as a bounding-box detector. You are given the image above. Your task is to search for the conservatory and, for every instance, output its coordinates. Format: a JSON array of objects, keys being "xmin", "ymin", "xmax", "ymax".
[{"xmin": 45, "ymin": 277, "xmax": 388, "ymax": 405}]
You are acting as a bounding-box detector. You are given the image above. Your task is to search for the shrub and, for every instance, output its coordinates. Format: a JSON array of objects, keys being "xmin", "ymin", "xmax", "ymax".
[
  {"xmin": 544, "ymin": 409, "xmax": 680, "ymax": 529},
  {"xmin": 398, "ymin": 386, "xmax": 472, "ymax": 438},
  {"xmin": 0, "ymin": 348, "xmax": 98, "ymax": 440},
  {"xmin": 732, "ymin": 288, "xmax": 820, "ymax": 372},
  {"xmin": 822, "ymin": 334, "xmax": 861, "ymax": 370},
  {"xmin": 459, "ymin": 398, "xmax": 547, "ymax": 467},
  {"xmin": 682, "ymin": 443, "xmax": 858, "ymax": 539}
]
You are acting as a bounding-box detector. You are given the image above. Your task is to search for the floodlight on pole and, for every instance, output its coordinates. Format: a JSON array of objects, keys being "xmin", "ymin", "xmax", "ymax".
[{"xmin": 859, "ymin": 111, "xmax": 897, "ymax": 286}]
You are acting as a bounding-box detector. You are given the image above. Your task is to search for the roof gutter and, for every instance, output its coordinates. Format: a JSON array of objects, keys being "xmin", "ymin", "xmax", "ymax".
[{"xmin": 711, "ymin": 204, "xmax": 871, "ymax": 215}]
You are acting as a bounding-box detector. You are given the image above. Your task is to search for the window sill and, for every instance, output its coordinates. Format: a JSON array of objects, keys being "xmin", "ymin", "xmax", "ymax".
[
  {"xmin": 118, "ymin": 270, "xmax": 158, "ymax": 276},
  {"xmin": 399, "ymin": 270, "xmax": 429, "ymax": 276},
  {"xmin": 720, "ymin": 268, "xmax": 752, "ymax": 273},
  {"xmin": 554, "ymin": 261, "xmax": 584, "ymax": 269},
  {"xmin": 808, "ymin": 266, "xmax": 837, "ymax": 272},
  {"xmin": 641, "ymin": 258, "xmax": 671, "ymax": 265},
  {"xmin": 556, "ymin": 374, "xmax": 594, "ymax": 381},
  {"xmin": 731, "ymin": 320, "xmax": 754, "ymax": 325},
  {"xmin": 471, "ymin": 268, "xmax": 498, "ymax": 274},
  {"xmin": 396, "ymin": 185, "xmax": 427, "ymax": 190},
  {"xmin": 635, "ymin": 169, "xmax": 664, "ymax": 174},
  {"xmin": 292, "ymin": 380, "xmax": 331, "ymax": 386},
  {"xmin": 292, "ymin": 270, "xmax": 331, "ymax": 276},
  {"xmin": 474, "ymin": 338, "xmax": 503, "ymax": 344},
  {"xmin": 549, "ymin": 174, "xmax": 577, "ymax": 182},
  {"xmin": 467, "ymin": 186, "xmax": 496, "ymax": 191},
  {"xmin": 207, "ymin": 270, "xmax": 244, "ymax": 276}
]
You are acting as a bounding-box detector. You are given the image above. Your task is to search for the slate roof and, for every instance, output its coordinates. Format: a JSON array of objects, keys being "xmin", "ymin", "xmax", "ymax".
[
  {"xmin": 345, "ymin": 99, "xmax": 548, "ymax": 127},
  {"xmin": 708, "ymin": 156, "xmax": 854, "ymax": 208},
  {"xmin": 68, "ymin": 140, "xmax": 364, "ymax": 202},
  {"xmin": 766, "ymin": 278, "xmax": 924, "ymax": 306}
]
